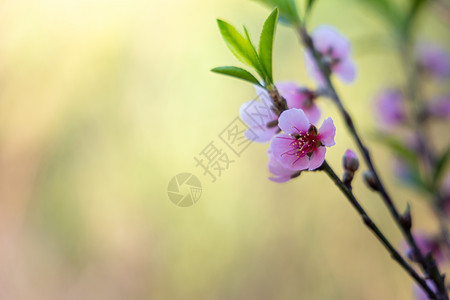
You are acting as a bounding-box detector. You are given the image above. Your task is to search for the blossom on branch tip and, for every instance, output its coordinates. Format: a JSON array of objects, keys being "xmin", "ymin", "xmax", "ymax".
[
  {"xmin": 240, "ymin": 84, "xmax": 322, "ymax": 143},
  {"xmin": 373, "ymin": 88, "xmax": 407, "ymax": 127},
  {"xmin": 276, "ymin": 82, "xmax": 321, "ymax": 124},
  {"xmin": 427, "ymin": 94, "xmax": 450, "ymax": 118},
  {"xmin": 304, "ymin": 25, "xmax": 356, "ymax": 85},
  {"xmin": 240, "ymin": 86, "xmax": 280, "ymax": 143},
  {"xmin": 416, "ymin": 43, "xmax": 450, "ymax": 79},
  {"xmin": 270, "ymin": 108, "xmax": 336, "ymax": 171}
]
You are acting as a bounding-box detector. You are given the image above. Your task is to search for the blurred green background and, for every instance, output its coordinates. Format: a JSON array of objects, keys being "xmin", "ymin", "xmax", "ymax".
[{"xmin": 0, "ymin": 0, "xmax": 448, "ymax": 299}]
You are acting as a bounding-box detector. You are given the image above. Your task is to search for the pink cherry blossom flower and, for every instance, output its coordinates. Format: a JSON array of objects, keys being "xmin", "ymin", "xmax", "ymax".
[
  {"xmin": 413, "ymin": 280, "xmax": 437, "ymax": 300},
  {"xmin": 416, "ymin": 43, "xmax": 450, "ymax": 78},
  {"xmin": 427, "ymin": 94, "xmax": 450, "ymax": 118},
  {"xmin": 267, "ymin": 149, "xmax": 299, "ymax": 183},
  {"xmin": 374, "ymin": 88, "xmax": 406, "ymax": 127},
  {"xmin": 270, "ymin": 108, "xmax": 336, "ymax": 171},
  {"xmin": 276, "ymin": 82, "xmax": 321, "ymax": 124},
  {"xmin": 304, "ymin": 25, "xmax": 356, "ymax": 85},
  {"xmin": 240, "ymin": 86, "xmax": 280, "ymax": 143},
  {"xmin": 240, "ymin": 84, "xmax": 323, "ymax": 143}
]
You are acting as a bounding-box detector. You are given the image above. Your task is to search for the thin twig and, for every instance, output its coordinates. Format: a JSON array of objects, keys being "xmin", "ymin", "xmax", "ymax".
[
  {"xmin": 296, "ymin": 25, "xmax": 449, "ymax": 299},
  {"xmin": 320, "ymin": 160, "xmax": 436, "ymax": 299},
  {"xmin": 399, "ymin": 39, "xmax": 450, "ymax": 298}
]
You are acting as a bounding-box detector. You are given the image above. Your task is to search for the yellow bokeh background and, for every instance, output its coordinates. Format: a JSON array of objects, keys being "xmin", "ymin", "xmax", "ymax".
[{"xmin": 0, "ymin": 0, "xmax": 448, "ymax": 299}]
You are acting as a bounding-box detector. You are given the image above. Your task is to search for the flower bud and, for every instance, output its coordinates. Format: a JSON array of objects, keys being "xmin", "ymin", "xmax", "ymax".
[
  {"xmin": 399, "ymin": 204, "xmax": 412, "ymax": 231},
  {"xmin": 342, "ymin": 149, "xmax": 359, "ymax": 173},
  {"xmin": 363, "ymin": 171, "xmax": 380, "ymax": 191}
]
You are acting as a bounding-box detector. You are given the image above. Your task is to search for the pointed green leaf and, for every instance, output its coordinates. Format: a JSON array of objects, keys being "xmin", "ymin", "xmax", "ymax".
[
  {"xmin": 217, "ymin": 20, "xmax": 265, "ymax": 78},
  {"xmin": 211, "ymin": 66, "xmax": 262, "ymax": 86},
  {"xmin": 258, "ymin": 8, "xmax": 279, "ymax": 83},
  {"xmin": 242, "ymin": 26, "xmax": 260, "ymax": 61},
  {"xmin": 304, "ymin": 0, "xmax": 316, "ymax": 21},
  {"xmin": 243, "ymin": 26, "xmax": 253, "ymax": 45},
  {"xmin": 402, "ymin": 0, "xmax": 426, "ymax": 38}
]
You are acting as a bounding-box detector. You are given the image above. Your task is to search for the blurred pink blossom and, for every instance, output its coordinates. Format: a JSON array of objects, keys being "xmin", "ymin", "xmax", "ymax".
[
  {"xmin": 374, "ymin": 88, "xmax": 406, "ymax": 127},
  {"xmin": 240, "ymin": 84, "xmax": 322, "ymax": 143},
  {"xmin": 427, "ymin": 94, "xmax": 450, "ymax": 118},
  {"xmin": 417, "ymin": 43, "xmax": 450, "ymax": 78},
  {"xmin": 276, "ymin": 82, "xmax": 320, "ymax": 124},
  {"xmin": 239, "ymin": 86, "xmax": 280, "ymax": 143},
  {"xmin": 304, "ymin": 25, "xmax": 356, "ymax": 85}
]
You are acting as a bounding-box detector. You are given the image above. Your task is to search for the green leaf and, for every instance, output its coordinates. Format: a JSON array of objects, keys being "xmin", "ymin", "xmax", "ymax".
[
  {"xmin": 258, "ymin": 8, "xmax": 279, "ymax": 84},
  {"xmin": 243, "ymin": 26, "xmax": 253, "ymax": 45},
  {"xmin": 217, "ymin": 20, "xmax": 265, "ymax": 78},
  {"xmin": 304, "ymin": 0, "xmax": 316, "ymax": 21},
  {"xmin": 433, "ymin": 147, "xmax": 450, "ymax": 185},
  {"xmin": 242, "ymin": 26, "xmax": 260, "ymax": 60},
  {"xmin": 255, "ymin": 0, "xmax": 300, "ymax": 25},
  {"xmin": 375, "ymin": 134, "xmax": 432, "ymax": 193},
  {"xmin": 393, "ymin": 155, "xmax": 431, "ymax": 193},
  {"xmin": 211, "ymin": 66, "xmax": 262, "ymax": 86},
  {"xmin": 402, "ymin": 0, "xmax": 426, "ymax": 38},
  {"xmin": 374, "ymin": 134, "xmax": 417, "ymax": 164}
]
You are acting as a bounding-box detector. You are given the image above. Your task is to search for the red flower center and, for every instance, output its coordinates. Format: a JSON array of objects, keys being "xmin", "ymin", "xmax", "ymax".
[{"xmin": 280, "ymin": 125, "xmax": 321, "ymax": 165}]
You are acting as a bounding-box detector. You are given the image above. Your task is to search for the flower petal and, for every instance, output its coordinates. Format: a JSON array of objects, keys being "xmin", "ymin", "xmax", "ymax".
[
  {"xmin": 270, "ymin": 133, "xmax": 309, "ymax": 171},
  {"xmin": 428, "ymin": 94, "xmax": 450, "ymax": 118},
  {"xmin": 416, "ymin": 42, "xmax": 450, "ymax": 78},
  {"xmin": 239, "ymin": 93, "xmax": 278, "ymax": 143},
  {"xmin": 304, "ymin": 104, "xmax": 321, "ymax": 125},
  {"xmin": 304, "ymin": 51, "xmax": 326, "ymax": 86},
  {"xmin": 245, "ymin": 126, "xmax": 279, "ymax": 143},
  {"xmin": 269, "ymin": 175, "xmax": 292, "ymax": 183},
  {"xmin": 373, "ymin": 88, "xmax": 406, "ymax": 128},
  {"xmin": 318, "ymin": 117, "xmax": 336, "ymax": 147},
  {"xmin": 268, "ymin": 149, "xmax": 295, "ymax": 175},
  {"xmin": 239, "ymin": 98, "xmax": 277, "ymax": 129},
  {"xmin": 308, "ymin": 147, "xmax": 326, "ymax": 170},
  {"xmin": 278, "ymin": 108, "xmax": 310, "ymax": 135},
  {"xmin": 276, "ymin": 82, "xmax": 306, "ymax": 108},
  {"xmin": 333, "ymin": 58, "xmax": 356, "ymax": 83},
  {"xmin": 312, "ymin": 25, "xmax": 351, "ymax": 59}
]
